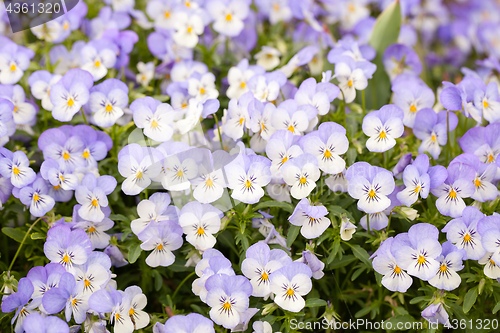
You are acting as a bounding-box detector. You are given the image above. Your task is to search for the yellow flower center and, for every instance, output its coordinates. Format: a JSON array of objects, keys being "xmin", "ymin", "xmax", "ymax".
[
  {"xmin": 474, "ymin": 178, "xmax": 482, "ymax": 187},
  {"xmin": 324, "ymin": 150, "xmax": 332, "ymax": 158},
  {"xmin": 151, "ymin": 120, "xmax": 159, "ymax": 128},
  {"xmin": 136, "ymin": 171, "xmax": 143, "ymax": 179},
  {"xmin": 448, "ymin": 189, "xmax": 457, "ymax": 199},
  {"xmin": 91, "ymin": 199, "xmax": 99, "ymax": 207},
  {"xmin": 394, "ymin": 265, "xmax": 401, "ymax": 274},
  {"xmin": 410, "ymin": 104, "xmax": 417, "ymax": 112},
  {"xmin": 484, "ymin": 100, "xmax": 489, "ymax": 108},
  {"xmin": 14, "ymin": 106, "xmax": 18, "ymax": 112},
  {"xmin": 488, "ymin": 154, "xmax": 495, "ymax": 163},
  {"xmin": 63, "ymin": 22, "xmax": 69, "ymax": 30},
  {"xmin": 33, "ymin": 193, "xmax": 40, "ymax": 201},
  {"xmin": 286, "ymin": 288, "xmax": 294, "ymax": 296},
  {"xmin": 206, "ymin": 178, "xmax": 214, "ymax": 187},
  {"xmin": 225, "ymin": 14, "xmax": 232, "ymax": 21},
  {"xmin": 239, "ymin": 117, "xmax": 245, "ymax": 125},
  {"xmin": 165, "ymin": 11, "xmax": 170, "ymax": 18},
  {"xmin": 240, "ymin": 82, "xmax": 246, "ymax": 89},
  {"xmin": 378, "ymin": 131, "xmax": 386, "ymax": 139},
  {"xmin": 53, "ymin": 185, "xmax": 60, "ymax": 190},
  {"xmin": 368, "ymin": 189, "xmax": 376, "ymax": 198},
  {"xmin": 72, "ymin": 298, "xmax": 77, "ymax": 306},
  {"xmin": 84, "ymin": 279, "xmax": 90, "ymax": 287},
  {"xmin": 176, "ymin": 170, "xmax": 183, "ymax": 177},
  {"xmin": 157, "ymin": 243, "xmax": 163, "ymax": 250},
  {"xmin": 199, "ymin": 87, "xmax": 206, "ymax": 94},
  {"xmin": 63, "ymin": 152, "xmax": 70, "ymax": 160},
  {"xmin": 94, "ymin": 60, "xmax": 101, "ymax": 67},
  {"xmin": 281, "ymin": 156, "xmax": 288, "ymax": 164},
  {"xmin": 273, "ymin": 3, "xmax": 280, "ymax": 11},
  {"xmin": 62, "ymin": 254, "xmax": 70, "ymax": 263},
  {"xmin": 490, "ymin": 259, "xmax": 496, "ymax": 266},
  {"xmin": 414, "ymin": 185, "xmax": 421, "ymax": 193},
  {"xmin": 12, "ymin": 167, "xmax": 20, "ymax": 175},
  {"xmin": 197, "ymin": 227, "xmax": 205, "ymax": 235},
  {"xmin": 187, "ymin": 26, "xmax": 193, "ymax": 33},
  {"xmin": 439, "ymin": 264, "xmax": 447, "ymax": 272},
  {"xmin": 88, "ymin": 226, "xmax": 96, "ymax": 233},
  {"xmin": 105, "ymin": 104, "xmax": 113, "ymax": 112},
  {"xmin": 348, "ymin": 4, "xmax": 355, "ymax": 12},
  {"xmin": 261, "ymin": 271, "xmax": 269, "ymax": 280},
  {"xmin": 10, "ymin": 64, "xmax": 16, "ymax": 71},
  {"xmin": 245, "ymin": 179, "xmax": 252, "ymax": 188},
  {"xmin": 129, "ymin": 308, "xmax": 135, "ymax": 316},
  {"xmin": 431, "ymin": 134, "xmax": 437, "ymax": 142},
  {"xmin": 67, "ymin": 99, "xmax": 74, "ymax": 107},
  {"xmin": 115, "ymin": 313, "xmax": 120, "ymax": 320},
  {"xmin": 464, "ymin": 234, "xmax": 471, "ymax": 242},
  {"xmin": 300, "ymin": 176, "xmax": 307, "ymax": 184},
  {"xmin": 287, "ymin": 125, "xmax": 294, "ymax": 133},
  {"xmin": 83, "ymin": 150, "xmax": 90, "ymax": 159},
  {"xmin": 222, "ymin": 301, "xmax": 231, "ymax": 310},
  {"xmin": 417, "ymin": 255, "xmax": 426, "ymax": 265},
  {"xmin": 347, "ymin": 80, "xmax": 353, "ymax": 87}
]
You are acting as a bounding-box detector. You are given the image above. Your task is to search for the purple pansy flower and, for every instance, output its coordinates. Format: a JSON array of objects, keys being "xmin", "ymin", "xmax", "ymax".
[
  {"xmin": 118, "ymin": 144, "xmax": 163, "ymax": 195},
  {"xmin": 19, "ymin": 176, "xmax": 56, "ymax": 217},
  {"xmin": 269, "ymin": 262, "xmax": 312, "ymax": 313},
  {"xmin": 296, "ymin": 250, "xmax": 325, "ymax": 280},
  {"xmin": 281, "ymin": 153, "xmax": 320, "ymax": 199},
  {"xmin": 22, "ymin": 312, "xmax": 69, "ymax": 333},
  {"xmin": 460, "ymin": 123, "xmax": 500, "ymax": 174},
  {"xmin": 154, "ymin": 312, "xmax": 215, "ymax": 333},
  {"xmin": 289, "ymin": 198, "xmax": 331, "ymax": 239},
  {"xmin": 86, "ymin": 78, "xmax": 129, "ymax": 127},
  {"xmin": 50, "ymin": 69, "xmax": 94, "ymax": 122},
  {"xmin": 43, "ymin": 225, "xmax": 92, "ymax": 272},
  {"xmin": 451, "ymin": 153, "xmax": 498, "ymax": 202},
  {"xmin": 0, "ymin": 150, "xmax": 36, "ymax": 188},
  {"xmin": 383, "ymin": 44, "xmax": 422, "ymax": 81},
  {"xmin": 1, "ymin": 277, "xmax": 37, "ymax": 333},
  {"xmin": 75, "ymin": 173, "xmax": 117, "ymax": 223},
  {"xmin": 422, "ymin": 303, "xmax": 451, "ymax": 328},
  {"xmin": 428, "ymin": 241, "xmax": 465, "ymax": 291},
  {"xmin": 362, "ymin": 104, "xmax": 404, "ymax": 153},
  {"xmin": 413, "ymin": 109, "xmax": 459, "ymax": 159},
  {"xmin": 392, "ymin": 78, "xmax": 435, "ymax": 128},
  {"xmin": 138, "ymin": 221, "xmax": 183, "ymax": 267},
  {"xmin": 431, "ymin": 162, "xmax": 476, "ymax": 218}
]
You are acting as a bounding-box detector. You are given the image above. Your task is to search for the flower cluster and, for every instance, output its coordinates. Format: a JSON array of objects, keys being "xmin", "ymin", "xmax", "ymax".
[{"xmin": 2, "ymin": 0, "xmax": 500, "ymax": 332}]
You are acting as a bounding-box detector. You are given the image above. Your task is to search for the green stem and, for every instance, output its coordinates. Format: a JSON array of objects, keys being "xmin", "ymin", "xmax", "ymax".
[
  {"xmin": 172, "ymin": 271, "xmax": 196, "ymax": 300},
  {"xmin": 366, "ymin": 213, "xmax": 370, "ymax": 233},
  {"xmin": 362, "ymin": 89, "xmax": 366, "ymax": 118},
  {"xmin": 8, "ymin": 217, "xmax": 44, "ymax": 272},
  {"xmin": 81, "ymin": 108, "xmax": 89, "ymax": 125},
  {"xmin": 386, "ymin": 208, "xmax": 394, "ymax": 232},
  {"xmin": 213, "ymin": 114, "xmax": 224, "ymax": 150},
  {"xmin": 144, "ymin": 188, "xmax": 149, "ymax": 200}
]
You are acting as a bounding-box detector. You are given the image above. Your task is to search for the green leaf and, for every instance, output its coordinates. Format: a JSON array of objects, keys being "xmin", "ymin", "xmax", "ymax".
[
  {"xmin": 30, "ymin": 233, "xmax": 46, "ymax": 240},
  {"xmin": 493, "ymin": 301, "xmax": 500, "ymax": 314},
  {"xmin": 329, "ymin": 255, "xmax": 357, "ymax": 269},
  {"xmin": 368, "ymin": 0, "xmax": 402, "ymax": 54},
  {"xmin": 286, "ymin": 225, "xmax": 301, "ymax": 249},
  {"xmin": 355, "ymin": 305, "xmax": 373, "ymax": 318},
  {"xmin": 351, "ymin": 267, "xmax": 366, "ymax": 281},
  {"xmin": 254, "ymin": 200, "xmax": 294, "ymax": 214},
  {"xmin": 109, "ymin": 214, "xmax": 131, "ymax": 223},
  {"xmin": 463, "ymin": 287, "xmax": 478, "ymax": 314},
  {"xmin": 2, "ymin": 227, "xmax": 26, "ymax": 243},
  {"xmin": 128, "ymin": 243, "xmax": 142, "ymax": 264},
  {"xmin": 305, "ymin": 298, "xmax": 327, "ymax": 308},
  {"xmin": 151, "ymin": 270, "xmax": 163, "ymax": 291},
  {"xmin": 350, "ymin": 244, "xmax": 371, "ymax": 267}
]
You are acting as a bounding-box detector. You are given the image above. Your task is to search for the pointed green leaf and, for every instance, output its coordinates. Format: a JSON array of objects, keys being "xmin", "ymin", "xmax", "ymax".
[
  {"xmin": 286, "ymin": 225, "xmax": 301, "ymax": 249},
  {"xmin": 463, "ymin": 287, "xmax": 478, "ymax": 314}
]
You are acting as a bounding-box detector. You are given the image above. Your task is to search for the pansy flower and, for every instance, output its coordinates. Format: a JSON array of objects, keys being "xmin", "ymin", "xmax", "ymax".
[
  {"xmin": 431, "ymin": 162, "xmax": 475, "ymax": 218},
  {"xmin": 191, "ymin": 150, "xmax": 229, "ymax": 204},
  {"xmin": 0, "ymin": 150, "xmax": 36, "ymax": 188},
  {"xmin": 131, "ymin": 192, "xmax": 177, "ymax": 235},
  {"xmin": 193, "ymin": 250, "xmax": 235, "ymax": 302},
  {"xmin": 397, "ymin": 154, "xmax": 447, "ymax": 207},
  {"xmin": 80, "ymin": 40, "xmax": 118, "ymax": 81},
  {"xmin": 294, "ymin": 77, "xmax": 340, "ymax": 116},
  {"xmin": 346, "ymin": 162, "xmax": 395, "ymax": 214},
  {"xmin": 391, "ymin": 223, "xmax": 442, "ymax": 281},
  {"xmin": 42, "ymin": 272, "xmax": 89, "ymax": 324},
  {"xmin": 223, "ymin": 91, "xmax": 254, "ymax": 140},
  {"xmin": 43, "ymin": 225, "xmax": 92, "ymax": 272},
  {"xmin": 19, "ymin": 177, "xmax": 56, "ymax": 217},
  {"xmin": 123, "ymin": 286, "xmax": 150, "ymax": 331},
  {"xmin": 1, "ymin": 278, "xmax": 38, "ymax": 333},
  {"xmin": 428, "ymin": 241, "xmax": 465, "ymax": 291},
  {"xmin": 138, "ymin": 221, "xmax": 183, "ymax": 267},
  {"xmin": 289, "ymin": 198, "xmax": 331, "ymax": 239},
  {"xmin": 334, "ymin": 56, "xmax": 368, "ymax": 103},
  {"xmin": 477, "ymin": 215, "xmax": 500, "ymax": 266},
  {"xmin": 86, "ymin": 78, "xmax": 129, "ymax": 127},
  {"xmin": 474, "ymin": 81, "xmax": 500, "ymax": 123},
  {"xmin": 241, "ymin": 242, "xmax": 292, "ymax": 297},
  {"xmin": 26, "ymin": 263, "xmax": 66, "ymax": 306},
  {"xmin": 226, "ymin": 59, "xmax": 264, "ymax": 100},
  {"xmin": 38, "ymin": 128, "xmax": 85, "ymax": 172},
  {"xmin": 371, "ymin": 237, "xmax": 413, "ymax": 292},
  {"xmin": 73, "ymin": 251, "xmax": 112, "ymax": 296},
  {"xmin": 154, "ymin": 313, "xmax": 215, "ymax": 333},
  {"xmin": 173, "ymin": 12, "xmax": 204, "ymax": 48},
  {"xmin": 254, "ymin": 46, "xmax": 281, "ymax": 70},
  {"xmin": 413, "ymin": 109, "xmax": 459, "ymax": 159},
  {"xmin": 207, "ymin": 0, "xmax": 249, "ymax": 37},
  {"xmin": 205, "ymin": 274, "xmax": 253, "ymax": 329},
  {"xmin": 131, "ymin": 97, "xmax": 177, "ymax": 142},
  {"xmin": 271, "ymin": 100, "xmax": 316, "ymax": 136},
  {"xmin": 295, "ymin": 250, "xmax": 325, "ymax": 280},
  {"xmin": 0, "ymin": 37, "xmax": 34, "ymax": 84},
  {"xmin": 383, "ymin": 44, "xmax": 422, "ymax": 81},
  {"xmin": 88, "ymin": 287, "xmax": 134, "ymax": 333},
  {"xmin": 0, "ymin": 84, "xmax": 38, "ymax": 126},
  {"xmin": 118, "ymin": 144, "xmax": 163, "ymax": 196},
  {"xmin": 28, "ymin": 70, "xmax": 62, "ymax": 111},
  {"xmin": 442, "ymin": 206, "xmax": 485, "ymax": 260},
  {"xmin": 50, "ymin": 69, "xmax": 93, "ymax": 122},
  {"xmin": 392, "ymin": 78, "xmax": 435, "ymax": 128},
  {"xmin": 265, "ymin": 130, "xmax": 303, "ymax": 178},
  {"xmin": 75, "ymin": 173, "xmax": 117, "ymax": 223},
  {"xmin": 179, "ymin": 201, "xmax": 223, "ymax": 251},
  {"xmin": 460, "ymin": 123, "xmax": 500, "ymax": 175},
  {"xmin": 72, "ymin": 205, "xmax": 114, "ymax": 249},
  {"xmin": 225, "ymin": 153, "xmax": 272, "ymax": 204},
  {"xmin": 451, "ymin": 153, "xmax": 498, "ymax": 202},
  {"xmin": 301, "ymin": 122, "xmax": 348, "ymax": 174},
  {"xmin": 362, "ymin": 104, "xmax": 404, "ymax": 153},
  {"xmin": 22, "ymin": 312, "xmax": 69, "ymax": 333},
  {"xmin": 269, "ymin": 262, "xmax": 312, "ymax": 313},
  {"xmin": 281, "ymin": 153, "xmax": 320, "ymax": 199}
]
